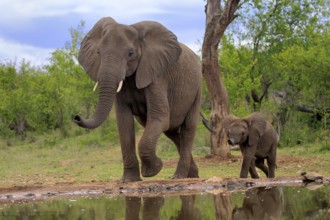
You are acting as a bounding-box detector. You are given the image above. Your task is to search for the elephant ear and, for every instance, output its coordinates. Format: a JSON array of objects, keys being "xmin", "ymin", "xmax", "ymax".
[
  {"xmin": 223, "ymin": 115, "xmax": 239, "ymax": 132},
  {"xmin": 244, "ymin": 112, "xmax": 267, "ymax": 146},
  {"xmin": 78, "ymin": 17, "xmax": 116, "ymax": 82},
  {"xmin": 132, "ymin": 21, "xmax": 182, "ymax": 89}
]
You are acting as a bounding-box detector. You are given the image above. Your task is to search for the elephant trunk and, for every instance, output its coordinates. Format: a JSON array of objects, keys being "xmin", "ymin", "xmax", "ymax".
[{"xmin": 73, "ymin": 69, "xmax": 121, "ymax": 129}]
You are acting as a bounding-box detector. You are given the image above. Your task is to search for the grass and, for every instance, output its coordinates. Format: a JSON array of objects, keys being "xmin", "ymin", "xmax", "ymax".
[{"xmin": 0, "ymin": 127, "xmax": 329, "ymax": 188}]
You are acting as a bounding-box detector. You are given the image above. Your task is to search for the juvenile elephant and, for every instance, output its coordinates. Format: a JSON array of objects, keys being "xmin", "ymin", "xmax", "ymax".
[
  {"xmin": 223, "ymin": 113, "xmax": 279, "ymax": 178},
  {"xmin": 232, "ymin": 187, "xmax": 284, "ymax": 220},
  {"xmin": 73, "ymin": 17, "xmax": 201, "ymax": 182}
]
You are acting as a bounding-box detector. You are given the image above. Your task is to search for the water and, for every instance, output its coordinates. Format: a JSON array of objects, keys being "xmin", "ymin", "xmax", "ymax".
[{"xmin": 0, "ymin": 185, "xmax": 329, "ymax": 220}]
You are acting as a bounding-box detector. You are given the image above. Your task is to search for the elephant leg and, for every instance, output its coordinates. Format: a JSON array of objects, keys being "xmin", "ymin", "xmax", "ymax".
[
  {"xmin": 138, "ymin": 82, "xmax": 170, "ymax": 177},
  {"xmin": 138, "ymin": 122, "xmax": 164, "ymax": 177},
  {"xmin": 172, "ymin": 93, "xmax": 200, "ymax": 179},
  {"xmin": 240, "ymin": 146, "xmax": 257, "ymax": 178},
  {"xmin": 240, "ymin": 157, "xmax": 253, "ymax": 178},
  {"xmin": 165, "ymin": 130, "xmax": 199, "ymax": 178},
  {"xmin": 255, "ymin": 157, "xmax": 269, "ymax": 177},
  {"xmin": 116, "ymin": 101, "xmax": 141, "ymax": 183},
  {"xmin": 267, "ymin": 154, "xmax": 276, "ymax": 178},
  {"xmin": 249, "ymin": 159, "xmax": 260, "ymax": 179}
]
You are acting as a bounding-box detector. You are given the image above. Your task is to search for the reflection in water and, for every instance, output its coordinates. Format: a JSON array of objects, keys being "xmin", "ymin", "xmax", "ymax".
[
  {"xmin": 214, "ymin": 192, "xmax": 233, "ymax": 220},
  {"xmin": 232, "ymin": 187, "xmax": 284, "ymax": 220},
  {"xmin": 0, "ymin": 185, "xmax": 329, "ymax": 219},
  {"xmin": 125, "ymin": 196, "xmax": 165, "ymax": 220},
  {"xmin": 125, "ymin": 195, "xmax": 200, "ymax": 220},
  {"xmin": 125, "ymin": 196, "xmax": 141, "ymax": 220},
  {"xmin": 142, "ymin": 196, "xmax": 165, "ymax": 220},
  {"xmin": 175, "ymin": 195, "xmax": 200, "ymax": 220}
]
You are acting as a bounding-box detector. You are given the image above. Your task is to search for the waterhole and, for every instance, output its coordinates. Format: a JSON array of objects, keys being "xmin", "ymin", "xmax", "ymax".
[{"xmin": 0, "ymin": 185, "xmax": 329, "ymax": 220}]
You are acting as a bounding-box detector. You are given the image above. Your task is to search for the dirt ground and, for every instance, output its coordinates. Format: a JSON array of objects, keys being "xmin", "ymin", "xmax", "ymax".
[{"xmin": 0, "ymin": 155, "xmax": 329, "ymax": 205}]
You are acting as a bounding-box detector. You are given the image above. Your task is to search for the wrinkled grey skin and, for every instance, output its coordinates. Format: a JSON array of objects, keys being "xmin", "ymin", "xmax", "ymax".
[
  {"xmin": 233, "ymin": 187, "xmax": 284, "ymax": 220},
  {"xmin": 223, "ymin": 113, "xmax": 279, "ymax": 178},
  {"xmin": 73, "ymin": 17, "xmax": 201, "ymax": 182}
]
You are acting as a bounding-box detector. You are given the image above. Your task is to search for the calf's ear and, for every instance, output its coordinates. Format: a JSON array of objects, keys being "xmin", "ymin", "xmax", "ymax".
[{"xmin": 244, "ymin": 113, "xmax": 267, "ymax": 146}]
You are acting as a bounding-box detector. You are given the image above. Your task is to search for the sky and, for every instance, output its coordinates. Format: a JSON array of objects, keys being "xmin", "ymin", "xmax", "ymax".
[{"xmin": 0, "ymin": 0, "xmax": 206, "ymax": 67}]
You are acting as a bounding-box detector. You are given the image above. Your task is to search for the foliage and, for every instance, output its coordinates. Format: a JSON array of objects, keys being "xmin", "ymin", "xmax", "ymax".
[
  {"xmin": 219, "ymin": 35, "xmax": 261, "ymax": 116},
  {"xmin": 212, "ymin": 0, "xmax": 330, "ymax": 147},
  {"xmin": 0, "ymin": 61, "xmax": 43, "ymax": 139},
  {"xmin": 0, "ymin": 21, "xmax": 97, "ymax": 139}
]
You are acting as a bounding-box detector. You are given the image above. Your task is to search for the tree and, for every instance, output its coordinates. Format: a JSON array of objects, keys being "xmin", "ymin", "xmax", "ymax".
[
  {"xmin": 232, "ymin": 0, "xmax": 330, "ymax": 111},
  {"xmin": 45, "ymin": 21, "xmax": 96, "ymax": 137},
  {"xmin": 202, "ymin": 0, "xmax": 242, "ymax": 158},
  {"xmin": 219, "ymin": 0, "xmax": 330, "ymax": 145},
  {"xmin": 272, "ymin": 30, "xmax": 330, "ymax": 127},
  {"xmin": 0, "ymin": 21, "xmax": 98, "ymax": 141},
  {"xmin": 66, "ymin": 21, "xmax": 98, "ymax": 119}
]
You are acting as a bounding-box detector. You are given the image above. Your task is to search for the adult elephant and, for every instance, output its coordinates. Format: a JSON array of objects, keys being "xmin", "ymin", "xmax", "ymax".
[{"xmin": 73, "ymin": 17, "xmax": 202, "ymax": 183}]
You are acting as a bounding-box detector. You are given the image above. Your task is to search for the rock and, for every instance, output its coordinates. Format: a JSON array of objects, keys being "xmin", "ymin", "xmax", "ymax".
[
  {"xmin": 6, "ymin": 195, "xmax": 13, "ymax": 199},
  {"xmin": 301, "ymin": 172, "xmax": 323, "ymax": 181},
  {"xmin": 23, "ymin": 193, "xmax": 36, "ymax": 199},
  {"xmin": 324, "ymin": 177, "xmax": 330, "ymax": 184},
  {"xmin": 306, "ymin": 183, "xmax": 324, "ymax": 190},
  {"xmin": 315, "ymin": 179, "xmax": 323, "ymax": 184}
]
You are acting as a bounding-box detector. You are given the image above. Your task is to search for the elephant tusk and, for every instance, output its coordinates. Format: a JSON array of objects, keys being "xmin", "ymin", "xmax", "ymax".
[
  {"xmin": 117, "ymin": 80, "xmax": 123, "ymax": 93},
  {"xmin": 93, "ymin": 81, "xmax": 98, "ymax": 92}
]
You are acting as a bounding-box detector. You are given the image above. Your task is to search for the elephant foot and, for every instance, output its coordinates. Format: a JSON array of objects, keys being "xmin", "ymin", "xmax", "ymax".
[
  {"xmin": 121, "ymin": 168, "xmax": 142, "ymax": 183},
  {"xmin": 171, "ymin": 173, "xmax": 186, "ymax": 179},
  {"xmin": 188, "ymin": 165, "xmax": 199, "ymax": 178},
  {"xmin": 172, "ymin": 160, "xmax": 199, "ymax": 179},
  {"xmin": 120, "ymin": 176, "xmax": 142, "ymax": 183},
  {"xmin": 171, "ymin": 168, "xmax": 189, "ymax": 179},
  {"xmin": 172, "ymin": 172, "xmax": 198, "ymax": 179},
  {"xmin": 141, "ymin": 157, "xmax": 163, "ymax": 177}
]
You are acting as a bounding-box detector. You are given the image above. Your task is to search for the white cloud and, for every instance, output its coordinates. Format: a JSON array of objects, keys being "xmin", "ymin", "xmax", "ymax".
[
  {"xmin": 0, "ymin": 0, "xmax": 204, "ymax": 24},
  {"xmin": 0, "ymin": 38, "xmax": 53, "ymax": 66},
  {"xmin": 0, "ymin": 0, "xmax": 205, "ymax": 66}
]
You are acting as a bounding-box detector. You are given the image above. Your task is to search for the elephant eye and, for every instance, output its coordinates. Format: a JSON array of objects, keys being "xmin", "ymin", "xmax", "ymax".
[
  {"xmin": 128, "ymin": 51, "xmax": 134, "ymax": 57},
  {"xmin": 127, "ymin": 49, "xmax": 135, "ymax": 58}
]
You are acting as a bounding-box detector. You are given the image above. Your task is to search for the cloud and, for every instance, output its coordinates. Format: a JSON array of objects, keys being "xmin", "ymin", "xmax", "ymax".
[
  {"xmin": 0, "ymin": 38, "xmax": 53, "ymax": 66},
  {"xmin": 0, "ymin": 0, "xmax": 205, "ymax": 66},
  {"xmin": 0, "ymin": 0, "xmax": 204, "ymax": 24}
]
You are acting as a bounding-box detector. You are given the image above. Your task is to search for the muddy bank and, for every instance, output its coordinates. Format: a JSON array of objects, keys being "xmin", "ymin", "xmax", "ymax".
[{"xmin": 1, "ymin": 173, "xmax": 329, "ymax": 205}]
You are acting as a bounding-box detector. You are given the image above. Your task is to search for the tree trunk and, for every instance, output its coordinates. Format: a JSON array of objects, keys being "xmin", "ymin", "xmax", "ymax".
[{"xmin": 202, "ymin": 0, "xmax": 241, "ymax": 158}]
